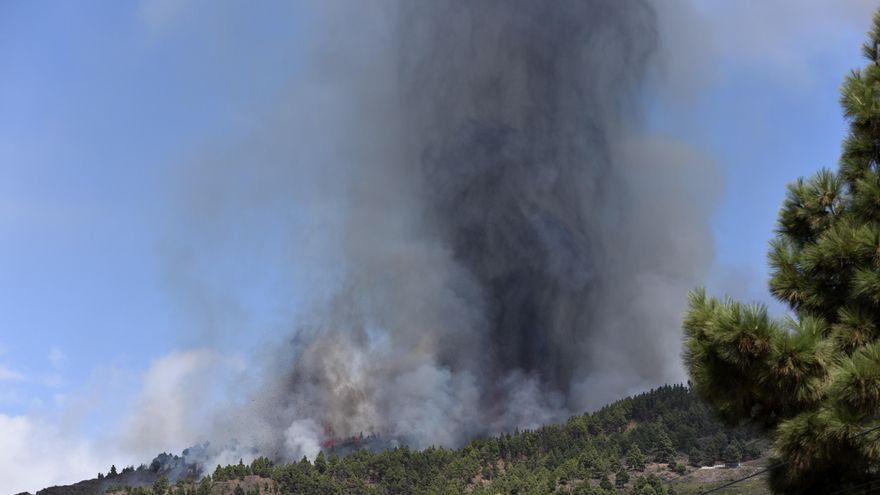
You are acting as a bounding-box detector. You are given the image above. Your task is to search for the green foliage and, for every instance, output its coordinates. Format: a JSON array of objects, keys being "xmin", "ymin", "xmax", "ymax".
[
  {"xmin": 653, "ymin": 430, "xmax": 676, "ymax": 463},
  {"xmin": 267, "ymin": 386, "xmax": 754, "ymax": 494},
  {"xmin": 625, "ymin": 444, "xmax": 646, "ymax": 471},
  {"xmin": 196, "ymin": 476, "xmax": 212, "ymax": 495},
  {"xmin": 721, "ymin": 441, "xmax": 742, "ymax": 465},
  {"xmin": 213, "ymin": 459, "xmax": 252, "ymax": 482},
  {"xmin": 88, "ymin": 386, "xmax": 763, "ymax": 495},
  {"xmin": 600, "ymin": 473, "xmax": 613, "ymax": 490},
  {"xmin": 151, "ymin": 476, "xmax": 169, "ymax": 495},
  {"xmin": 615, "ymin": 467, "xmax": 630, "ymax": 487},
  {"xmin": 683, "ymin": 10, "xmax": 880, "ymax": 493},
  {"xmin": 313, "ymin": 451, "xmax": 327, "ymax": 475},
  {"xmin": 631, "ymin": 474, "xmax": 667, "ymax": 495},
  {"xmin": 667, "ymin": 461, "xmax": 686, "ymax": 476},
  {"xmin": 250, "ymin": 456, "xmax": 275, "ymax": 478}
]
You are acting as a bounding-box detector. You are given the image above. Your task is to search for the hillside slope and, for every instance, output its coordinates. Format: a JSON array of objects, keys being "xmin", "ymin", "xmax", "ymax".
[{"xmin": 24, "ymin": 384, "xmax": 772, "ymax": 495}]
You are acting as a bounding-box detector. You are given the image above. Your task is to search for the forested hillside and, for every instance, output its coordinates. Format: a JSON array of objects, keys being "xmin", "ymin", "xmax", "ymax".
[{"xmin": 32, "ymin": 385, "xmax": 771, "ymax": 495}]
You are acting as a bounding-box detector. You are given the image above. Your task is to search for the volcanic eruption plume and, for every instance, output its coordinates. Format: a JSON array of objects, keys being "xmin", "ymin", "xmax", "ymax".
[{"xmin": 160, "ymin": 0, "xmax": 719, "ymax": 463}]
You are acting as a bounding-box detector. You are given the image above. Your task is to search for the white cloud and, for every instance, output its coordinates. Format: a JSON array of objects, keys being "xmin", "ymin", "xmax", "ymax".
[
  {"xmin": 48, "ymin": 348, "xmax": 66, "ymax": 370},
  {"xmin": 43, "ymin": 348, "xmax": 68, "ymax": 388},
  {"xmin": 121, "ymin": 348, "xmax": 242, "ymax": 459},
  {"xmin": 0, "ymin": 364, "xmax": 24, "ymax": 382},
  {"xmin": 0, "ymin": 414, "xmax": 117, "ymax": 495},
  {"xmin": 44, "ymin": 373, "xmax": 66, "ymax": 389},
  {"xmin": 0, "ymin": 348, "xmax": 243, "ymax": 494}
]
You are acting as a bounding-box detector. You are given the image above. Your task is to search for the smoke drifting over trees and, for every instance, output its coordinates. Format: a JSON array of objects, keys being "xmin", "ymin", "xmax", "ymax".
[{"xmin": 163, "ymin": 0, "xmax": 719, "ymax": 464}]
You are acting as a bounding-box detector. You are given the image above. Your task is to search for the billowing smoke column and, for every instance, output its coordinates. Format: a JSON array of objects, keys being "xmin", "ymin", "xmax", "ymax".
[
  {"xmin": 167, "ymin": 0, "xmax": 718, "ymax": 464},
  {"xmin": 406, "ymin": 0, "xmax": 653, "ymax": 400}
]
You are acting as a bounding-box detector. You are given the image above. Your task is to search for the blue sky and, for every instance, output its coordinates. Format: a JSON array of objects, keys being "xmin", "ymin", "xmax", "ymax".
[
  {"xmin": 651, "ymin": 2, "xmax": 874, "ymax": 307},
  {"xmin": 1, "ymin": 1, "xmax": 878, "ymax": 493},
  {"xmin": 1, "ymin": 0, "xmax": 305, "ymax": 410}
]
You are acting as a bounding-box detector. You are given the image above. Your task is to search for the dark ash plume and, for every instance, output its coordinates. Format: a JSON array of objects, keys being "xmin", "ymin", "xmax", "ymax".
[
  {"xmin": 165, "ymin": 0, "xmax": 719, "ymax": 462},
  {"xmin": 404, "ymin": 0, "xmax": 655, "ymax": 397}
]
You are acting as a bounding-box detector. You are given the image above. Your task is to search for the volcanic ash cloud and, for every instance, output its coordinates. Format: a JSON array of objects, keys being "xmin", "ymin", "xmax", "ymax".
[{"xmin": 167, "ymin": 0, "xmax": 720, "ymax": 462}]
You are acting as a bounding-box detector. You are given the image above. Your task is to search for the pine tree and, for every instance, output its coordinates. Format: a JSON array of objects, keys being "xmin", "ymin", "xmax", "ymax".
[
  {"xmin": 633, "ymin": 475, "xmax": 660, "ymax": 495},
  {"xmin": 599, "ymin": 473, "xmax": 613, "ymax": 491},
  {"xmin": 314, "ymin": 451, "xmax": 327, "ymax": 474},
  {"xmin": 250, "ymin": 456, "xmax": 274, "ymax": 477},
  {"xmin": 152, "ymin": 475, "xmax": 169, "ymax": 495},
  {"xmin": 625, "ymin": 444, "xmax": 646, "ymax": 472},
  {"xmin": 653, "ymin": 429, "xmax": 676, "ymax": 463},
  {"xmin": 686, "ymin": 446, "xmax": 703, "ymax": 467},
  {"xmin": 721, "ymin": 442, "xmax": 741, "ymax": 466},
  {"xmin": 683, "ymin": 11, "xmax": 880, "ymax": 493},
  {"xmin": 197, "ymin": 477, "xmax": 212, "ymax": 495},
  {"xmin": 615, "ymin": 467, "xmax": 629, "ymax": 488}
]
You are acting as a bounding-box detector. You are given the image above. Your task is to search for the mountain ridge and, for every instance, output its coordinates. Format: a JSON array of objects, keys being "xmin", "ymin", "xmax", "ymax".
[{"xmin": 22, "ymin": 384, "xmax": 771, "ymax": 495}]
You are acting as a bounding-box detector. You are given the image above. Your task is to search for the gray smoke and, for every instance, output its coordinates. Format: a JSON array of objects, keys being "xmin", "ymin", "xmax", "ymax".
[{"xmin": 165, "ymin": 0, "xmax": 719, "ymax": 462}]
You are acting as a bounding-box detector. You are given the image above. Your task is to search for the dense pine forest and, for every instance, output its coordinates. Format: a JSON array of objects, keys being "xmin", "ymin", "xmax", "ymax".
[{"xmin": 34, "ymin": 385, "xmax": 770, "ymax": 495}]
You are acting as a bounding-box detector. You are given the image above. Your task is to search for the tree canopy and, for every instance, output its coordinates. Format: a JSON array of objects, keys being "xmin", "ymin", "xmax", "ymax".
[
  {"xmin": 99, "ymin": 385, "xmax": 762, "ymax": 495},
  {"xmin": 683, "ymin": 11, "xmax": 880, "ymax": 494}
]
